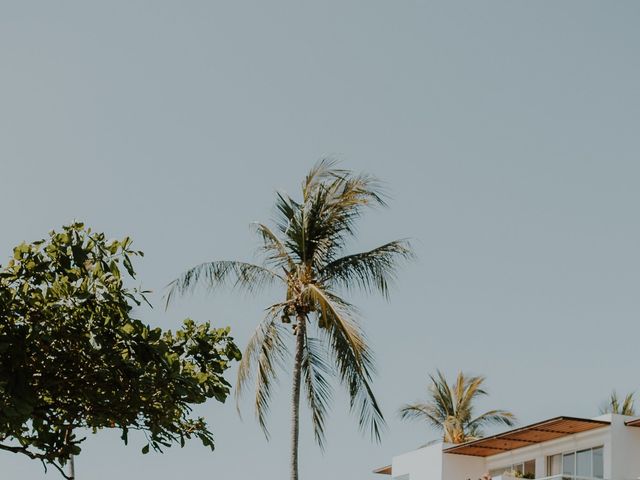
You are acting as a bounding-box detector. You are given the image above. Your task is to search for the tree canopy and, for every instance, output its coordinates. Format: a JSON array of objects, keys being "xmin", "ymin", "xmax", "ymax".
[
  {"xmin": 399, "ymin": 370, "xmax": 516, "ymax": 444},
  {"xmin": 600, "ymin": 390, "xmax": 636, "ymax": 416},
  {"xmin": 0, "ymin": 223, "xmax": 240, "ymax": 478}
]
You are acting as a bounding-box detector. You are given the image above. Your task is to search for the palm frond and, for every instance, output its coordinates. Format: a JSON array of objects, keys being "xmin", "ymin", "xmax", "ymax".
[
  {"xmin": 165, "ymin": 260, "xmax": 281, "ymax": 307},
  {"xmin": 273, "ymin": 192, "xmax": 306, "ymax": 261},
  {"xmin": 302, "ymin": 158, "xmax": 347, "ymax": 198},
  {"xmin": 468, "ymin": 409, "xmax": 516, "ymax": 431},
  {"xmin": 236, "ymin": 311, "xmax": 290, "ymax": 437},
  {"xmin": 304, "ymin": 284, "xmax": 364, "ymax": 354},
  {"xmin": 320, "ymin": 240, "xmax": 414, "ymax": 298},
  {"xmin": 305, "ymin": 173, "xmax": 388, "ymax": 267},
  {"xmin": 400, "ymin": 370, "xmax": 516, "ymax": 444},
  {"xmin": 275, "ymin": 162, "xmax": 390, "ymax": 268},
  {"xmin": 308, "ymin": 285, "xmax": 385, "ymax": 441},
  {"xmin": 600, "ymin": 390, "xmax": 636, "ymax": 415},
  {"xmin": 430, "ymin": 371, "xmax": 455, "ymax": 420},
  {"xmin": 301, "ymin": 333, "xmax": 333, "ymax": 449},
  {"xmin": 456, "ymin": 373, "xmax": 488, "ymax": 425},
  {"xmin": 622, "ymin": 393, "xmax": 636, "ymax": 415},
  {"xmin": 252, "ymin": 223, "xmax": 295, "ymax": 270},
  {"xmin": 399, "ymin": 403, "xmax": 444, "ymax": 431}
]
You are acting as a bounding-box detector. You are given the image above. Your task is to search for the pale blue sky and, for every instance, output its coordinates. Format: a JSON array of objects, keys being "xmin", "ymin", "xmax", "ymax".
[{"xmin": 2, "ymin": 1, "xmax": 640, "ymax": 479}]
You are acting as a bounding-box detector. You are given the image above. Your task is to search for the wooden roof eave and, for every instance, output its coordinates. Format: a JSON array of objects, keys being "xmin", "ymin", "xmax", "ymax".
[
  {"xmin": 373, "ymin": 465, "xmax": 392, "ymax": 475},
  {"xmin": 444, "ymin": 416, "xmax": 610, "ymax": 457}
]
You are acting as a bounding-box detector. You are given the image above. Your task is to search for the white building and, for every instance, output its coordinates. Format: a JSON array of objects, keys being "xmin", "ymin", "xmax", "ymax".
[{"xmin": 375, "ymin": 415, "xmax": 640, "ymax": 480}]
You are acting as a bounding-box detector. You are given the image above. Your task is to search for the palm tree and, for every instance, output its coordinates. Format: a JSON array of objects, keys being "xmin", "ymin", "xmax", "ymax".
[
  {"xmin": 166, "ymin": 160, "xmax": 413, "ymax": 480},
  {"xmin": 399, "ymin": 370, "xmax": 516, "ymax": 444},
  {"xmin": 600, "ymin": 390, "xmax": 636, "ymax": 415}
]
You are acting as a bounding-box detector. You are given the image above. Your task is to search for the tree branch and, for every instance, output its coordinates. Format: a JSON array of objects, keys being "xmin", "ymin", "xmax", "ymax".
[{"xmin": 0, "ymin": 443, "xmax": 72, "ymax": 480}]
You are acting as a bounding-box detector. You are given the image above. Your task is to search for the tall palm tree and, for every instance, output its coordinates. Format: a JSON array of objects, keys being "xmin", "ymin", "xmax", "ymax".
[
  {"xmin": 600, "ymin": 390, "xmax": 636, "ymax": 415},
  {"xmin": 166, "ymin": 160, "xmax": 413, "ymax": 480},
  {"xmin": 399, "ymin": 370, "xmax": 516, "ymax": 444}
]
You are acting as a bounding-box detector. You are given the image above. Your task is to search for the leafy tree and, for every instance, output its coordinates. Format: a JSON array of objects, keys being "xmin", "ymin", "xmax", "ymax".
[
  {"xmin": 399, "ymin": 370, "xmax": 516, "ymax": 444},
  {"xmin": 167, "ymin": 160, "xmax": 413, "ymax": 480},
  {"xmin": 0, "ymin": 223, "xmax": 241, "ymax": 479},
  {"xmin": 600, "ymin": 390, "xmax": 636, "ymax": 415}
]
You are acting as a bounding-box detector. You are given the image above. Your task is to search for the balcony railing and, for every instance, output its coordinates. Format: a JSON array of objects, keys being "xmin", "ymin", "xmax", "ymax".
[
  {"xmin": 536, "ymin": 476, "xmax": 606, "ymax": 480},
  {"xmin": 493, "ymin": 475, "xmax": 606, "ymax": 480}
]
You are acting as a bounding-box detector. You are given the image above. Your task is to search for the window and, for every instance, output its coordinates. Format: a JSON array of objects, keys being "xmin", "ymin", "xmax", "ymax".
[
  {"xmin": 524, "ymin": 460, "xmax": 536, "ymax": 477},
  {"xmin": 563, "ymin": 453, "xmax": 575, "ymax": 476},
  {"xmin": 548, "ymin": 455, "xmax": 562, "ymax": 476},
  {"xmin": 576, "ymin": 450, "xmax": 591, "ymax": 477},
  {"xmin": 592, "ymin": 447, "xmax": 604, "ymax": 479},
  {"xmin": 547, "ymin": 447, "xmax": 604, "ymax": 479},
  {"xmin": 490, "ymin": 460, "xmax": 535, "ymax": 479}
]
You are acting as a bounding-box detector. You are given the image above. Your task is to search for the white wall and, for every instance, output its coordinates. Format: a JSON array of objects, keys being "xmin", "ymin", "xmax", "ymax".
[
  {"xmin": 442, "ymin": 451, "xmax": 486, "ymax": 480},
  {"xmin": 392, "ymin": 443, "xmax": 445, "ymax": 480},
  {"xmin": 391, "ymin": 442, "xmax": 486, "ymax": 480},
  {"xmin": 609, "ymin": 414, "xmax": 640, "ymax": 480}
]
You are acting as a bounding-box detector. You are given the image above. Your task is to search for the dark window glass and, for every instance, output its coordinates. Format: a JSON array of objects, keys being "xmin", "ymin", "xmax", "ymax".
[
  {"xmin": 563, "ymin": 453, "xmax": 575, "ymax": 476},
  {"xmin": 576, "ymin": 449, "xmax": 591, "ymax": 477},
  {"xmin": 592, "ymin": 447, "xmax": 604, "ymax": 479}
]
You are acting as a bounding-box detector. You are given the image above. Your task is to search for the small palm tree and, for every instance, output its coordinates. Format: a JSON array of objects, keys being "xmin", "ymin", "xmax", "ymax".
[
  {"xmin": 600, "ymin": 390, "xmax": 636, "ymax": 415},
  {"xmin": 399, "ymin": 370, "xmax": 516, "ymax": 444},
  {"xmin": 166, "ymin": 160, "xmax": 413, "ymax": 480}
]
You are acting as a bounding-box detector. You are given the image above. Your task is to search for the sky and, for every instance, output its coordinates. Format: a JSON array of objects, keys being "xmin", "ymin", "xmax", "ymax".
[{"xmin": 1, "ymin": 1, "xmax": 640, "ymax": 479}]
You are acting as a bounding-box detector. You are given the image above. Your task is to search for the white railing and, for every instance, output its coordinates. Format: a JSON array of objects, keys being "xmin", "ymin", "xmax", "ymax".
[
  {"xmin": 494, "ymin": 475, "xmax": 607, "ymax": 480},
  {"xmin": 492, "ymin": 474, "xmax": 604, "ymax": 480},
  {"xmin": 536, "ymin": 476, "xmax": 606, "ymax": 480}
]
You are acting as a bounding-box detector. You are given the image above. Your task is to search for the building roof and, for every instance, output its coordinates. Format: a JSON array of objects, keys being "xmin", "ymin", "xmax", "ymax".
[
  {"xmin": 443, "ymin": 416, "xmax": 610, "ymax": 457},
  {"xmin": 625, "ymin": 417, "xmax": 640, "ymax": 427},
  {"xmin": 373, "ymin": 465, "xmax": 392, "ymax": 475}
]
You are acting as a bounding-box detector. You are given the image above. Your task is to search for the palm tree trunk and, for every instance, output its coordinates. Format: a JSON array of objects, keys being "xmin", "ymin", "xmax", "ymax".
[{"xmin": 290, "ymin": 314, "xmax": 306, "ymax": 480}]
